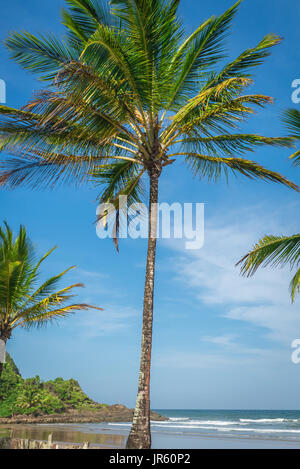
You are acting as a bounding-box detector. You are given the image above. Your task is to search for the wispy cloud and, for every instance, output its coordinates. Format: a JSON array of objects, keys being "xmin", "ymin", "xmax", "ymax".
[
  {"xmin": 153, "ymin": 347, "xmax": 287, "ymax": 370},
  {"xmin": 73, "ymin": 305, "xmax": 139, "ymax": 338},
  {"xmin": 64, "ymin": 269, "xmax": 140, "ymax": 337},
  {"xmin": 164, "ymin": 201, "xmax": 300, "ymax": 346},
  {"xmin": 76, "ymin": 268, "xmax": 109, "ymax": 280},
  {"xmin": 202, "ymin": 334, "xmax": 237, "ymax": 347}
]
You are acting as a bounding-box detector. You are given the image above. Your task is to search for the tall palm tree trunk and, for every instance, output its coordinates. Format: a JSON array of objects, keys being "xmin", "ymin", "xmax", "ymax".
[{"xmin": 126, "ymin": 167, "xmax": 160, "ymax": 449}]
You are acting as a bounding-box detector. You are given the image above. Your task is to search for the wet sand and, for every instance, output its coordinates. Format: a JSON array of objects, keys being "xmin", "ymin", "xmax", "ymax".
[
  {"xmin": 151, "ymin": 432, "xmax": 300, "ymax": 449},
  {"xmin": 0, "ymin": 424, "xmax": 125, "ymax": 449},
  {"xmin": 2, "ymin": 423, "xmax": 300, "ymax": 449}
]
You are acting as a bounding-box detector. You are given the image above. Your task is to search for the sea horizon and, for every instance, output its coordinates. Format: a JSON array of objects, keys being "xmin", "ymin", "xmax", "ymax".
[{"xmin": 153, "ymin": 408, "xmax": 300, "ymax": 411}]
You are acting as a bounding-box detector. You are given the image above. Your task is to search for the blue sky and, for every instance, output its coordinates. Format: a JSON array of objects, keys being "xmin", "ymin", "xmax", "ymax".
[{"xmin": 1, "ymin": 0, "xmax": 300, "ymax": 410}]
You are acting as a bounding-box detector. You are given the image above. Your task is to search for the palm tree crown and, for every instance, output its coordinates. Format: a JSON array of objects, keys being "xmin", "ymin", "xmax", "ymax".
[
  {"xmin": 0, "ymin": 222, "xmax": 101, "ymax": 342},
  {"xmin": 0, "ymin": 0, "xmax": 297, "ymax": 204}
]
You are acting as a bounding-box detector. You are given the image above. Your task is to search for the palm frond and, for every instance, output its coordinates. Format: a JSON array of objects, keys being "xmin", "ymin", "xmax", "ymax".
[
  {"xmin": 237, "ymin": 234, "xmax": 300, "ymax": 302},
  {"xmin": 163, "ymin": 1, "xmax": 241, "ymax": 112},
  {"xmin": 0, "ymin": 150, "xmax": 138, "ymax": 189},
  {"xmin": 81, "ymin": 23, "xmax": 149, "ymax": 116},
  {"xmin": 282, "ymin": 109, "xmax": 300, "ymax": 165},
  {"xmin": 212, "ymin": 33, "xmax": 281, "ymax": 84},
  {"xmin": 165, "ymin": 93, "xmax": 276, "ymax": 144},
  {"xmin": 17, "ymin": 301, "xmax": 102, "ymax": 329},
  {"xmin": 4, "ymin": 33, "xmax": 77, "ymax": 81},
  {"xmin": 110, "ymin": 0, "xmax": 182, "ymax": 114},
  {"xmin": 183, "ymin": 152, "xmax": 300, "ymax": 190},
  {"xmin": 172, "ymin": 134, "xmax": 292, "ymax": 157},
  {"xmin": 55, "ymin": 60, "xmax": 136, "ymax": 120},
  {"xmin": 237, "ymin": 234, "xmax": 300, "ymax": 274},
  {"xmin": 92, "ymin": 159, "xmax": 146, "ymax": 251},
  {"xmin": 62, "ymin": 0, "xmax": 111, "ymax": 49},
  {"xmin": 290, "ymin": 268, "xmax": 300, "ymax": 303}
]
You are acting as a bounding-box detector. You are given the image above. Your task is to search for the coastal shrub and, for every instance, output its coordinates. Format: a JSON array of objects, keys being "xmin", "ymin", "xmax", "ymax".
[
  {"xmin": 0, "ymin": 354, "xmax": 103, "ymax": 417},
  {"xmin": 0, "ymin": 356, "xmax": 23, "ymax": 401},
  {"xmin": 15, "ymin": 387, "xmax": 66, "ymax": 415}
]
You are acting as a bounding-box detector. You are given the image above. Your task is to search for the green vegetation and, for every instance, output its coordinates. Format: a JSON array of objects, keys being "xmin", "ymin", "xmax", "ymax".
[{"xmin": 0, "ymin": 354, "xmax": 105, "ymax": 418}]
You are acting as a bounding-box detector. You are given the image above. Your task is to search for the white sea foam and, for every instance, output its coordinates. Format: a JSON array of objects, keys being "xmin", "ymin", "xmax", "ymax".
[
  {"xmin": 240, "ymin": 418, "xmax": 299, "ymax": 423},
  {"xmin": 220, "ymin": 427, "xmax": 300, "ymax": 434},
  {"xmin": 153, "ymin": 420, "xmax": 243, "ymax": 426},
  {"xmin": 150, "ymin": 424, "xmax": 300, "ymax": 434}
]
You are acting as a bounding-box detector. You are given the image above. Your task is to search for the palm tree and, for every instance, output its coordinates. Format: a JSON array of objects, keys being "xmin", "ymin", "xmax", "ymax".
[
  {"xmin": 237, "ymin": 109, "xmax": 300, "ymax": 301},
  {"xmin": 0, "ymin": 221, "xmax": 102, "ymax": 379},
  {"xmin": 0, "ymin": 0, "xmax": 298, "ymax": 448}
]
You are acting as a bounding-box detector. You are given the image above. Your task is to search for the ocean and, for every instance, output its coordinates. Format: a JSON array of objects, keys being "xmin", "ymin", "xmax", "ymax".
[{"xmin": 106, "ymin": 409, "xmax": 300, "ymax": 448}]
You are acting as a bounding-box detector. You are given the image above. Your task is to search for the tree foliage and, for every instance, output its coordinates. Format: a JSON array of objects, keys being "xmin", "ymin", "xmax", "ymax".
[
  {"xmin": 0, "ymin": 354, "xmax": 105, "ymax": 417},
  {"xmin": 0, "ymin": 1, "xmax": 298, "ymax": 251}
]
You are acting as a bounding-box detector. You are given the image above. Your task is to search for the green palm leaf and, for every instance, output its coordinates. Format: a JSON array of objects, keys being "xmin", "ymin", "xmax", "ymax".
[
  {"xmin": 237, "ymin": 235, "xmax": 300, "ymax": 302},
  {"xmin": 182, "ymin": 153, "xmax": 299, "ymax": 189},
  {"xmin": 282, "ymin": 109, "xmax": 300, "ymax": 165},
  {"xmin": 211, "ymin": 33, "xmax": 282, "ymax": 84},
  {"xmin": 62, "ymin": 0, "xmax": 110, "ymax": 49},
  {"xmin": 163, "ymin": 1, "xmax": 241, "ymax": 112},
  {"xmin": 290, "ymin": 268, "xmax": 300, "ymax": 303},
  {"xmin": 92, "ymin": 160, "xmax": 146, "ymax": 251},
  {"xmin": 4, "ymin": 33, "xmax": 77, "ymax": 81}
]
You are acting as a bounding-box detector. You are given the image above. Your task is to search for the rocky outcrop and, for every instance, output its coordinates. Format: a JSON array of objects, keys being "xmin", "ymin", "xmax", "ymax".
[{"xmin": 0, "ymin": 406, "xmax": 167, "ymax": 424}]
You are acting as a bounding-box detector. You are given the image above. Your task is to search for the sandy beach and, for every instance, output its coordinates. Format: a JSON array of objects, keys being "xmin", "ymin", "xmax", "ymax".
[{"xmin": 2, "ymin": 422, "xmax": 300, "ymax": 449}]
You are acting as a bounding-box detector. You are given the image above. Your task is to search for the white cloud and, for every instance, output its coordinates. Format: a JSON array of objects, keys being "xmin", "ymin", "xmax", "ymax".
[
  {"xmin": 165, "ymin": 201, "xmax": 300, "ymax": 346},
  {"xmin": 74, "ymin": 305, "xmax": 139, "ymax": 338},
  {"xmin": 76, "ymin": 268, "xmax": 108, "ymax": 280},
  {"xmin": 202, "ymin": 334, "xmax": 237, "ymax": 346},
  {"xmin": 226, "ymin": 304, "xmax": 300, "ymax": 344},
  {"xmin": 153, "ymin": 347, "xmax": 287, "ymax": 370}
]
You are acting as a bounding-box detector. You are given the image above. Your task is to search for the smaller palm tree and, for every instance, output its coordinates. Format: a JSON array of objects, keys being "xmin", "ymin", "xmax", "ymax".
[
  {"xmin": 0, "ymin": 222, "xmax": 102, "ymax": 378},
  {"xmin": 237, "ymin": 109, "xmax": 300, "ymax": 301}
]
